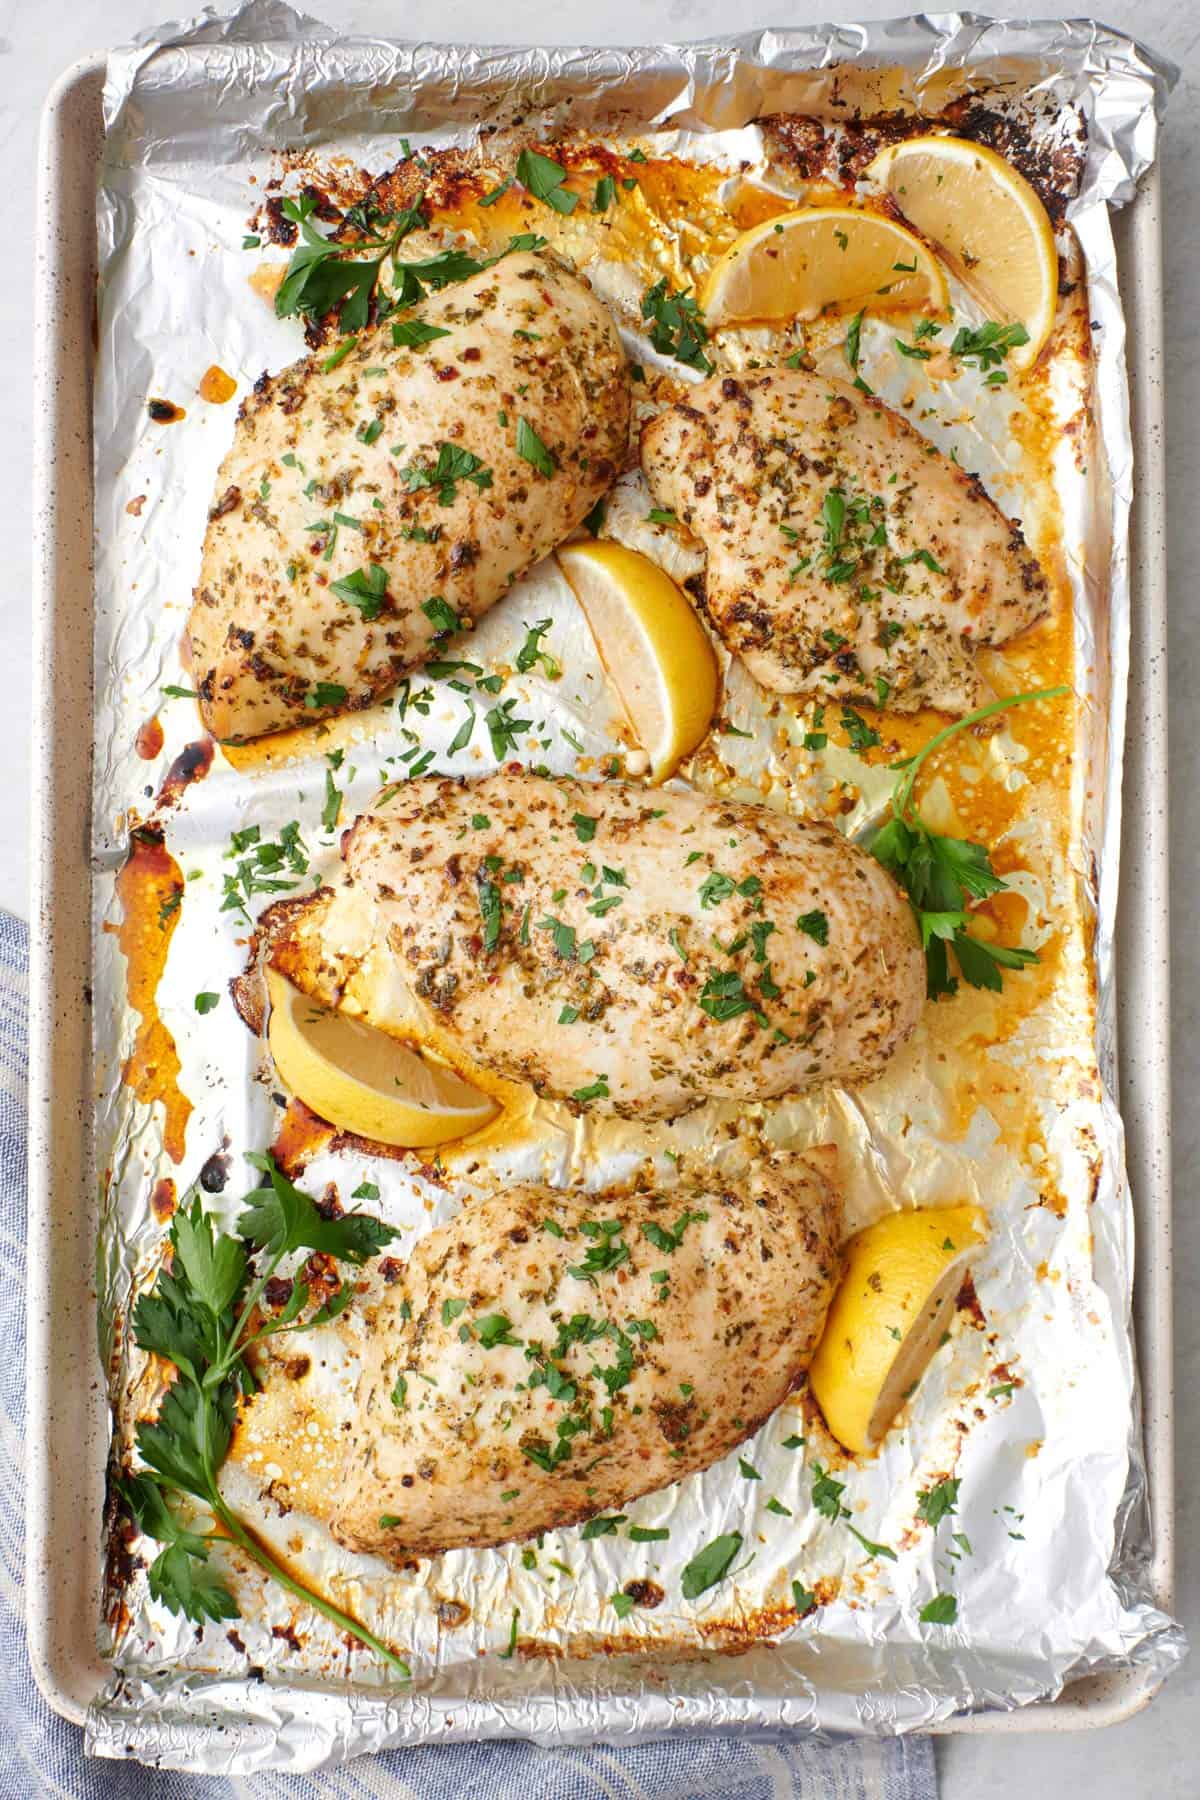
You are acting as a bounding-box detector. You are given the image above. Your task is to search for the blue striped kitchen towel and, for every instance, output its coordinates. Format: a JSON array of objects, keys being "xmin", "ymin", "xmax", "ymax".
[{"xmin": 0, "ymin": 907, "xmax": 937, "ymax": 1797}]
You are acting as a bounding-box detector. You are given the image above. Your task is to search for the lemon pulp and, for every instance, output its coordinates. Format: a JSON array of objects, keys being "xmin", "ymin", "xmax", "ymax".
[
  {"xmin": 699, "ymin": 205, "xmax": 948, "ymax": 327},
  {"xmin": 266, "ymin": 967, "xmax": 497, "ymax": 1148},
  {"xmin": 866, "ymin": 136, "xmax": 1057, "ymax": 369},
  {"xmin": 808, "ymin": 1204, "xmax": 988, "ymax": 1454},
  {"xmin": 557, "ymin": 538, "xmax": 720, "ymax": 781}
]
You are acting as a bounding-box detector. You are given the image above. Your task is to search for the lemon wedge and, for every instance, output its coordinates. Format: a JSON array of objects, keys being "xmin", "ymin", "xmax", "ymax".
[
  {"xmin": 699, "ymin": 205, "xmax": 948, "ymax": 327},
  {"xmin": 809, "ymin": 1205, "xmax": 988, "ymax": 1455},
  {"xmin": 867, "ymin": 136, "xmax": 1057, "ymax": 369},
  {"xmin": 556, "ymin": 539, "xmax": 720, "ymax": 781},
  {"xmin": 266, "ymin": 968, "xmax": 497, "ymax": 1148}
]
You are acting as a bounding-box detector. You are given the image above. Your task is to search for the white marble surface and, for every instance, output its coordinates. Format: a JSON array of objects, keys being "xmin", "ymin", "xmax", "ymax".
[{"xmin": 6, "ymin": 0, "xmax": 1196, "ymax": 1791}]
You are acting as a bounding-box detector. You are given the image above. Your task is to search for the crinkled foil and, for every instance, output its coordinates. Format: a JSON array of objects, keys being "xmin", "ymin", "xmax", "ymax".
[{"xmin": 85, "ymin": 1, "xmax": 1183, "ymax": 1773}]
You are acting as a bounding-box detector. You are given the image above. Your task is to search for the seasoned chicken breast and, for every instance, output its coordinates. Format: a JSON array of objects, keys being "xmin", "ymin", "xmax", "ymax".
[
  {"xmin": 267, "ymin": 774, "xmax": 924, "ymax": 1117},
  {"xmin": 641, "ymin": 368, "xmax": 1048, "ymax": 714},
  {"xmin": 237, "ymin": 1151, "xmax": 843, "ymax": 1560},
  {"xmin": 190, "ymin": 251, "xmax": 630, "ymax": 741}
]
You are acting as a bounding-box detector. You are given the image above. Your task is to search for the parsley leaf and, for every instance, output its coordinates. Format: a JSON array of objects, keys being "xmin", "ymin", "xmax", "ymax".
[
  {"xmin": 330, "ymin": 563, "xmax": 388, "ymax": 619},
  {"xmin": 515, "ymin": 417, "xmax": 556, "ymax": 477},
  {"xmin": 401, "ymin": 442, "xmax": 493, "ymax": 505},
  {"xmin": 681, "ymin": 1531, "xmax": 742, "ymax": 1599},
  {"xmin": 515, "ymin": 618, "xmax": 560, "ymax": 678},
  {"xmin": 392, "ymin": 319, "xmax": 451, "ymax": 348},
  {"xmin": 917, "ymin": 1478, "xmax": 960, "ymax": 1526},
  {"xmin": 950, "ymin": 320, "xmax": 1030, "ymax": 370},
  {"xmin": 238, "ymin": 1154, "xmax": 399, "ymax": 1264},
  {"xmin": 516, "ymin": 148, "xmax": 578, "ymax": 215},
  {"xmin": 796, "ymin": 909, "xmax": 828, "ymax": 946},
  {"xmin": 641, "ymin": 278, "xmax": 712, "ymax": 373}
]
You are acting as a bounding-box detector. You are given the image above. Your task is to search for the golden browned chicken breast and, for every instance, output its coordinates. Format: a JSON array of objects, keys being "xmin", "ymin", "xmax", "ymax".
[
  {"xmin": 237, "ymin": 1151, "xmax": 842, "ymax": 1561},
  {"xmin": 640, "ymin": 368, "xmax": 1047, "ymax": 714},
  {"xmin": 267, "ymin": 773, "xmax": 924, "ymax": 1117},
  {"xmin": 191, "ymin": 251, "xmax": 630, "ymax": 741}
]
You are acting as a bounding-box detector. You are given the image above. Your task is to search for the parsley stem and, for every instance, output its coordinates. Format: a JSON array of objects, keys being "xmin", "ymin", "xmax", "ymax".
[
  {"xmin": 893, "ymin": 685, "xmax": 1070, "ymax": 824},
  {"xmin": 209, "ymin": 1490, "xmax": 411, "ymax": 1677}
]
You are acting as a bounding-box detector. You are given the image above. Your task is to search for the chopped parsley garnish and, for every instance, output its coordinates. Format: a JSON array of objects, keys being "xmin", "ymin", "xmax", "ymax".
[
  {"xmin": 950, "ymin": 320, "xmax": 1030, "ymax": 370},
  {"xmin": 422, "ymin": 595, "xmax": 462, "ymax": 639},
  {"xmin": 477, "ymin": 696, "xmax": 529, "ymax": 758},
  {"xmin": 447, "ymin": 706, "xmax": 476, "ymax": 755},
  {"xmin": 641, "ymin": 277, "xmax": 712, "ymax": 374},
  {"xmin": 401, "ymin": 442, "xmax": 493, "ymax": 505},
  {"xmin": 680, "ymin": 1531, "xmax": 742, "ymax": 1599},
  {"xmin": 698, "ymin": 969, "xmax": 764, "ymax": 1025},
  {"xmin": 840, "ymin": 706, "xmax": 881, "ymax": 755},
  {"xmin": 641, "ymin": 1209, "xmax": 708, "ymax": 1254},
  {"xmin": 844, "ymin": 306, "xmax": 865, "ymax": 373},
  {"xmin": 919, "ymin": 1592, "xmax": 959, "ymax": 1625},
  {"xmin": 193, "ymin": 992, "xmax": 219, "ymax": 1014},
  {"xmin": 330, "ymin": 562, "xmax": 388, "ymax": 619},
  {"xmin": 516, "ymin": 148, "xmax": 578, "ymax": 215},
  {"xmin": 305, "ymin": 681, "xmax": 348, "ymax": 710},
  {"xmin": 478, "ymin": 877, "xmax": 503, "ymax": 950},
  {"xmin": 581, "ymin": 1514, "xmax": 626, "ymax": 1539},
  {"xmin": 515, "ymin": 618, "xmax": 560, "ymax": 678},
  {"xmin": 473, "ymin": 1311, "xmax": 519, "ymax": 1348},
  {"xmin": 221, "ymin": 822, "xmax": 309, "ymax": 919},
  {"xmin": 917, "ymin": 1478, "xmax": 960, "ymax": 1526},
  {"xmin": 515, "ymin": 417, "xmax": 556, "ymax": 477},
  {"xmin": 391, "ymin": 318, "xmax": 452, "ymax": 347},
  {"xmin": 796, "ymin": 909, "xmax": 828, "ymax": 946},
  {"xmin": 698, "ymin": 870, "xmax": 736, "ymax": 909},
  {"xmin": 570, "ymin": 1076, "xmax": 611, "ymax": 1106}
]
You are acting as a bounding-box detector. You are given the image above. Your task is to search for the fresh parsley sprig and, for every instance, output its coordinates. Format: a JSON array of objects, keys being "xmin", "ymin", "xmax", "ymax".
[
  {"xmin": 275, "ymin": 194, "xmax": 426, "ymax": 332},
  {"xmin": 122, "ymin": 1155, "xmax": 408, "ymax": 1675},
  {"xmin": 867, "ymin": 686, "xmax": 1069, "ymax": 998},
  {"xmin": 274, "ymin": 191, "xmax": 546, "ymax": 336}
]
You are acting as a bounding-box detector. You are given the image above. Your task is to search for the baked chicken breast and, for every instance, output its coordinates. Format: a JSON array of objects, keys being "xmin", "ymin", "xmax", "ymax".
[
  {"xmin": 267, "ymin": 773, "xmax": 924, "ymax": 1117},
  {"xmin": 190, "ymin": 251, "xmax": 630, "ymax": 741},
  {"xmin": 237, "ymin": 1151, "xmax": 843, "ymax": 1560},
  {"xmin": 641, "ymin": 368, "xmax": 1048, "ymax": 714}
]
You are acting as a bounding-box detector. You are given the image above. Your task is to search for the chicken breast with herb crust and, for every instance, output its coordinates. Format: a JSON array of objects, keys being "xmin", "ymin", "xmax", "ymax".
[
  {"xmin": 238, "ymin": 1151, "xmax": 842, "ymax": 1560},
  {"xmin": 190, "ymin": 250, "xmax": 630, "ymax": 741},
  {"xmin": 267, "ymin": 773, "xmax": 924, "ymax": 1117},
  {"xmin": 640, "ymin": 368, "xmax": 1048, "ymax": 714}
]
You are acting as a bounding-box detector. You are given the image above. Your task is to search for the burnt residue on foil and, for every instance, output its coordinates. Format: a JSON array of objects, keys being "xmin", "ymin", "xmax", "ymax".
[{"xmin": 84, "ymin": 0, "xmax": 1181, "ymax": 1776}]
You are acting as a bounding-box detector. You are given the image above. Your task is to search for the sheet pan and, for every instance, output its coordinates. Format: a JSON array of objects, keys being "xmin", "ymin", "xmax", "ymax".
[{"xmin": 26, "ymin": 21, "xmax": 1177, "ymax": 1754}]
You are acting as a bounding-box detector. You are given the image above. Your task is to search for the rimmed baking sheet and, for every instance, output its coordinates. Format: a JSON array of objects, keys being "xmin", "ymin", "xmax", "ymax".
[{"xmin": 26, "ymin": 20, "xmax": 1176, "ymax": 1756}]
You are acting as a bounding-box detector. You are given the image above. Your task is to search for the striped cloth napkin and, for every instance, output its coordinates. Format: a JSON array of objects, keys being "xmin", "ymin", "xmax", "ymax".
[{"xmin": 0, "ymin": 907, "xmax": 937, "ymax": 1797}]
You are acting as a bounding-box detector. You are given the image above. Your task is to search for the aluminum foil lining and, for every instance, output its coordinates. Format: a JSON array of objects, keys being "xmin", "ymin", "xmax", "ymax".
[{"xmin": 85, "ymin": 1, "xmax": 1183, "ymax": 1773}]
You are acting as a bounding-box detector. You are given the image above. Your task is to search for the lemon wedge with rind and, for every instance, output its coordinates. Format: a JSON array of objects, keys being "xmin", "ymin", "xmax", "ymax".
[
  {"xmin": 809, "ymin": 1205, "xmax": 988, "ymax": 1455},
  {"xmin": 557, "ymin": 539, "xmax": 720, "ymax": 782},
  {"xmin": 866, "ymin": 136, "xmax": 1057, "ymax": 370},
  {"xmin": 266, "ymin": 968, "xmax": 497, "ymax": 1148},
  {"xmin": 699, "ymin": 206, "xmax": 948, "ymax": 328}
]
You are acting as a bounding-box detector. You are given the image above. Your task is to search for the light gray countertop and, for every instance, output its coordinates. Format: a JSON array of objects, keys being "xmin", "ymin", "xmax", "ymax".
[{"xmin": 6, "ymin": 1, "xmax": 1196, "ymax": 1791}]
